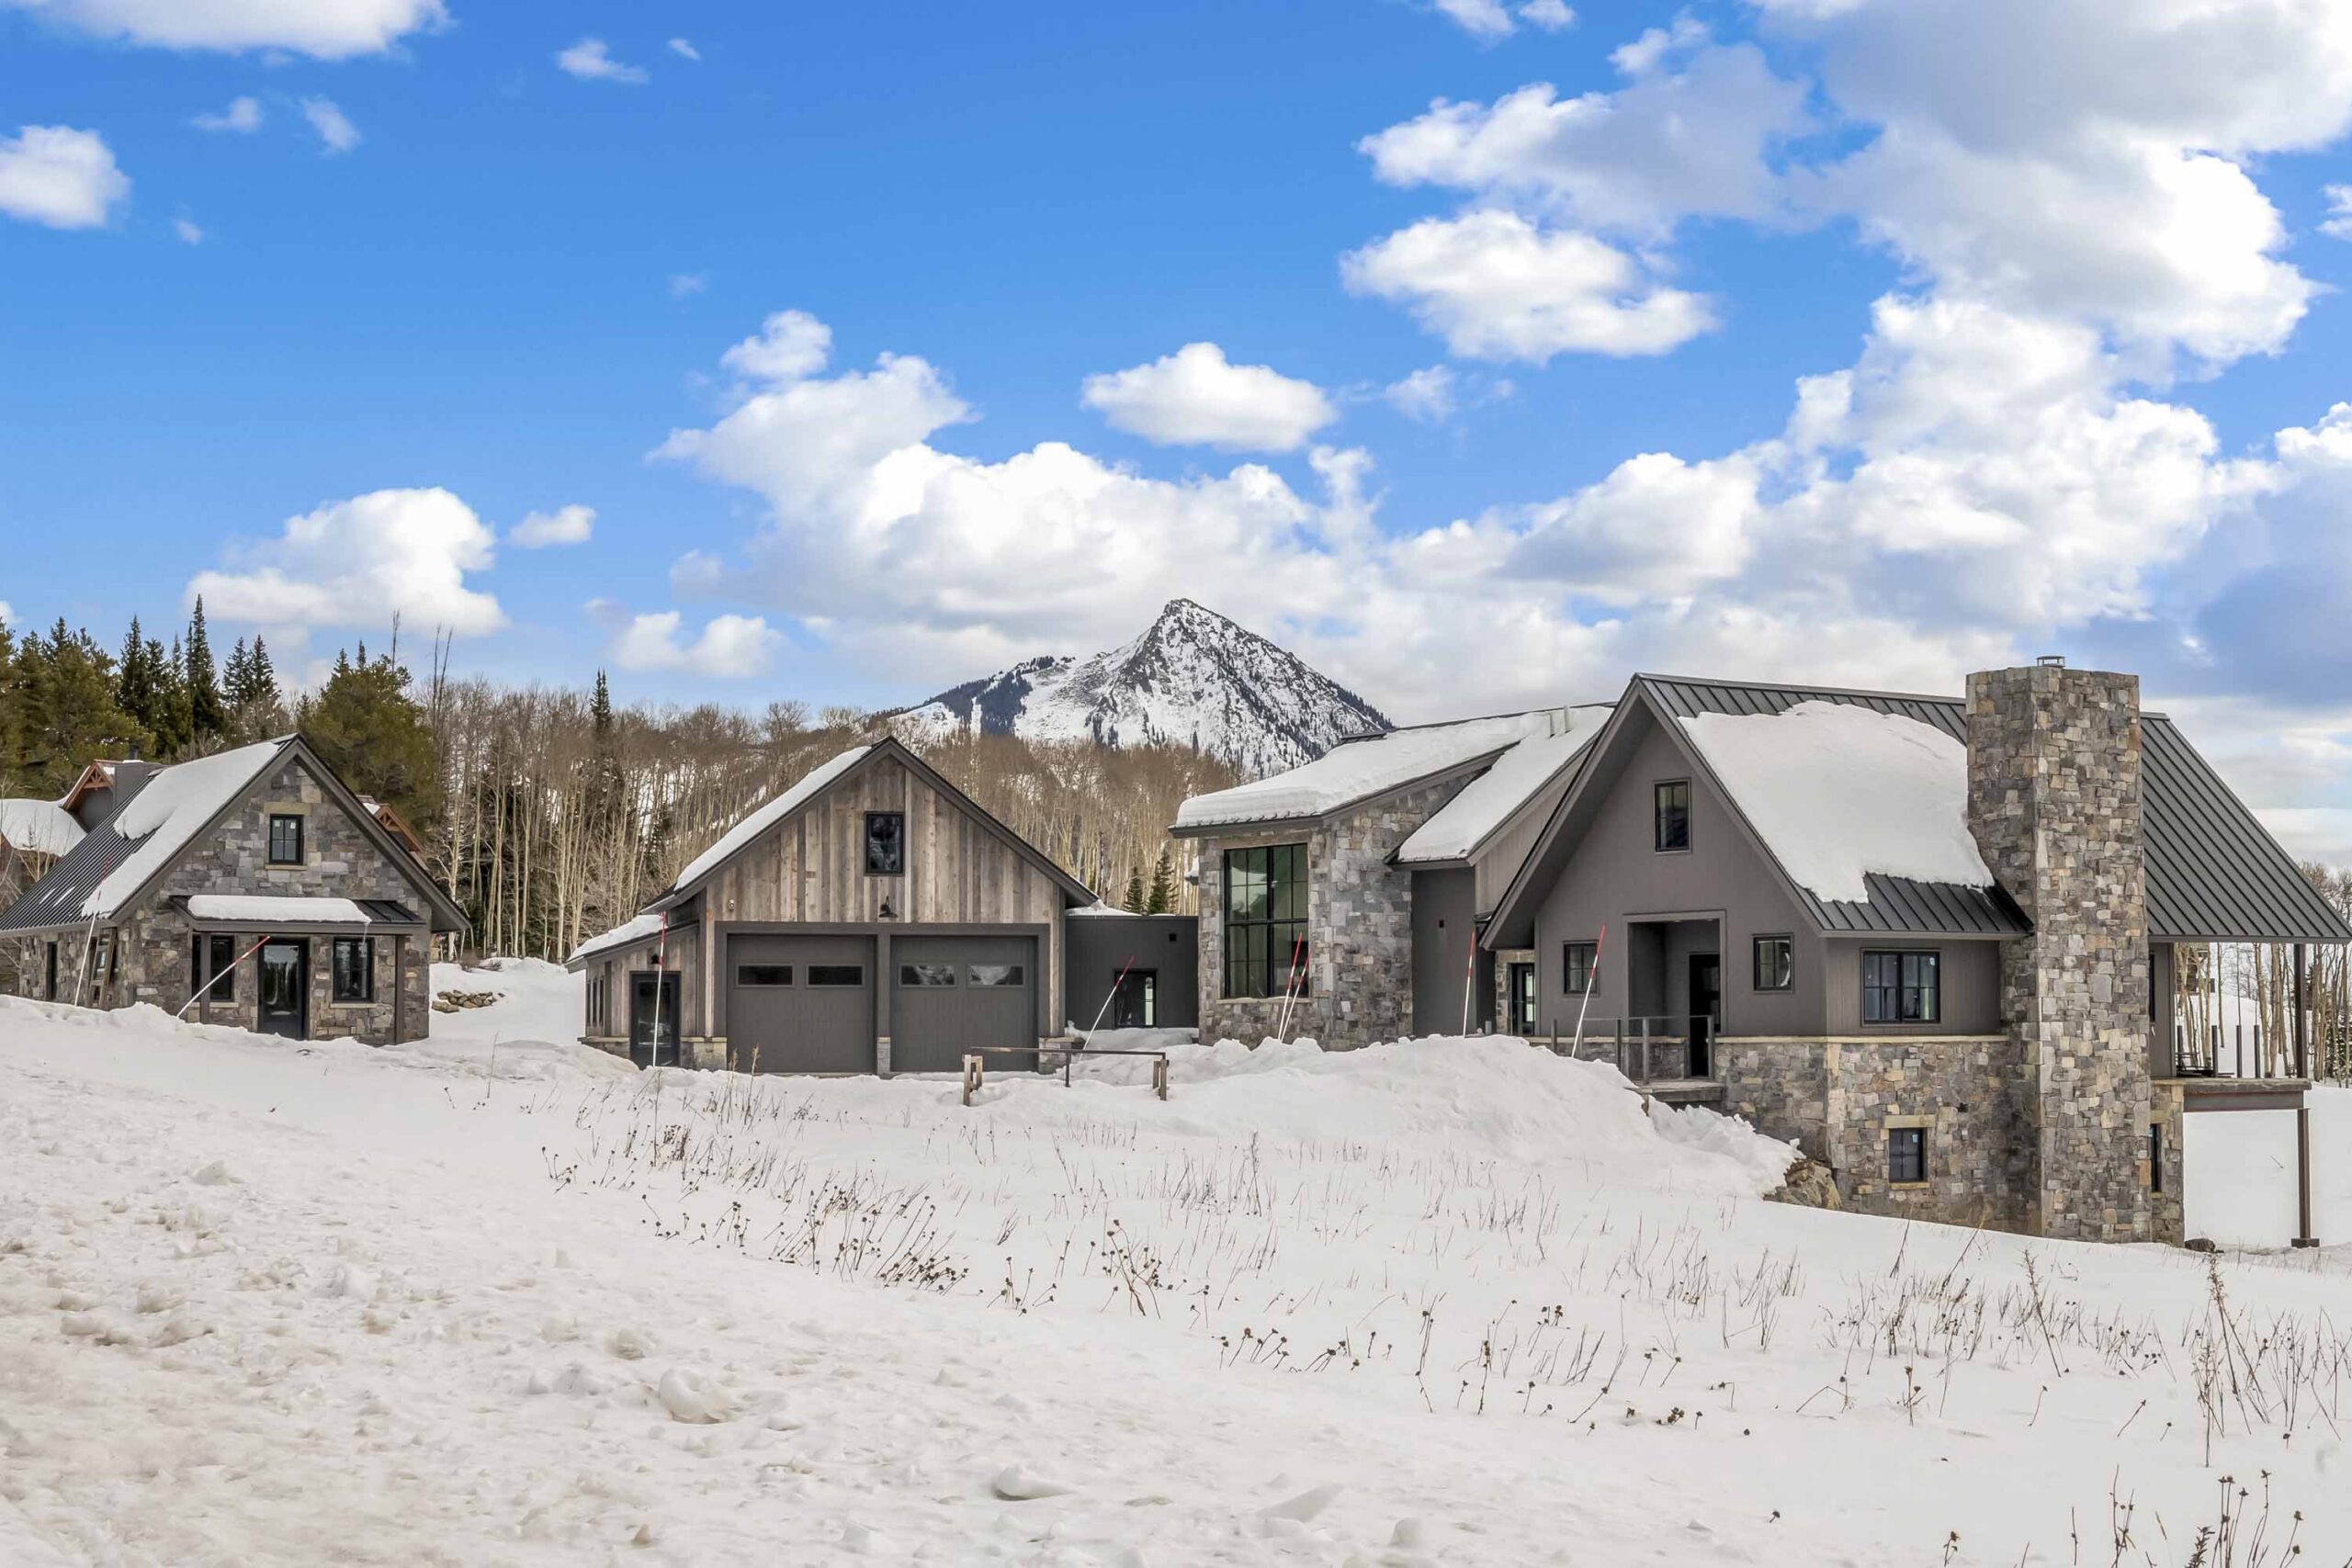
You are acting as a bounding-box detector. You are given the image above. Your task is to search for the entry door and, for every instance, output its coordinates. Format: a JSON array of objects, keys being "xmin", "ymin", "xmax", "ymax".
[
  {"xmin": 1110, "ymin": 969, "xmax": 1158, "ymax": 1029},
  {"xmin": 1509, "ymin": 962, "xmax": 1536, "ymax": 1036},
  {"xmin": 629, "ymin": 971, "xmax": 683, "ymax": 1067},
  {"xmin": 1687, "ymin": 953, "xmax": 1721, "ymax": 1077},
  {"xmin": 257, "ymin": 940, "xmax": 307, "ymax": 1039}
]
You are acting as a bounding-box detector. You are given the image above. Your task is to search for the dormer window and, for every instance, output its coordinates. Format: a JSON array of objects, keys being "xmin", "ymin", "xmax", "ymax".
[{"xmin": 1653, "ymin": 780, "xmax": 1690, "ymax": 852}]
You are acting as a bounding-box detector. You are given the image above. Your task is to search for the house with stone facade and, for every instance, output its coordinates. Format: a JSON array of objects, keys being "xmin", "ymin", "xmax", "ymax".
[
  {"xmin": 1176, "ymin": 662, "xmax": 2350, "ymax": 1247},
  {"xmin": 0, "ymin": 736, "xmax": 469, "ymax": 1044}
]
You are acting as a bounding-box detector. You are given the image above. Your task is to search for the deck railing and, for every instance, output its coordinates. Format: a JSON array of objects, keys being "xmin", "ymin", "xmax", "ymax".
[
  {"xmin": 1526, "ymin": 1014, "xmax": 1720, "ymax": 1085},
  {"xmin": 2170, "ymin": 1021, "xmax": 2308, "ymax": 1081}
]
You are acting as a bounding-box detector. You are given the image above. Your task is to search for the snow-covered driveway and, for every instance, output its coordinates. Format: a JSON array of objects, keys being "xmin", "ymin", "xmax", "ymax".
[{"xmin": 3, "ymin": 997, "xmax": 2348, "ymax": 1565}]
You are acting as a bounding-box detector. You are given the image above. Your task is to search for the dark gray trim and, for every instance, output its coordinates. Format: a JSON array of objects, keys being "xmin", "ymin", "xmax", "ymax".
[{"xmin": 2177, "ymin": 1082, "xmax": 2308, "ymax": 1112}]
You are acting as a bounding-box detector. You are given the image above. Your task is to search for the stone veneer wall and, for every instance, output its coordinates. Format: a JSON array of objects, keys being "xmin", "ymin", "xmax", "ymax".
[
  {"xmin": 1195, "ymin": 777, "xmax": 1461, "ymax": 1050},
  {"xmin": 1721, "ymin": 1035, "xmax": 2035, "ymax": 1229},
  {"xmin": 2150, "ymin": 1083, "xmax": 2186, "ymax": 1246},
  {"xmin": 1968, "ymin": 665, "xmax": 2153, "ymax": 1243}
]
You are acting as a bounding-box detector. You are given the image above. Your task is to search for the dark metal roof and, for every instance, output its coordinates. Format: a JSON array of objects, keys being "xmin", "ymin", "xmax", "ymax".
[
  {"xmin": 1635, "ymin": 673, "xmax": 2351, "ymax": 945},
  {"xmin": 0, "ymin": 761, "xmax": 178, "ymax": 935}
]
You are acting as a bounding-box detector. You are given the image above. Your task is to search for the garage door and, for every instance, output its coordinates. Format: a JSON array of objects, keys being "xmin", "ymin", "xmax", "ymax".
[
  {"xmin": 725, "ymin": 934, "xmax": 876, "ymax": 1074},
  {"xmin": 890, "ymin": 934, "xmax": 1038, "ymax": 1074}
]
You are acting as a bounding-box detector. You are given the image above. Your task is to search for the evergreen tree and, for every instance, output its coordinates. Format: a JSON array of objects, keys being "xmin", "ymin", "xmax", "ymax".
[
  {"xmin": 15, "ymin": 619, "xmax": 148, "ymax": 791},
  {"xmin": 1146, "ymin": 849, "xmax": 1176, "ymax": 914},
  {"xmin": 300, "ymin": 642, "xmax": 442, "ymax": 825},
  {"xmin": 113, "ymin": 617, "xmax": 160, "ymax": 734},
  {"xmin": 1123, "ymin": 868, "xmax": 1147, "ymax": 912},
  {"xmin": 247, "ymin": 635, "xmax": 277, "ymax": 705},
  {"xmin": 158, "ymin": 635, "xmax": 194, "ymax": 753},
  {"xmin": 184, "ymin": 597, "xmax": 225, "ymax": 739}
]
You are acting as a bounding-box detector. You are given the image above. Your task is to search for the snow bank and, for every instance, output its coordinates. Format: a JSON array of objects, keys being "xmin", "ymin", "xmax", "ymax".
[
  {"xmin": 0, "ymin": 795, "xmax": 81, "ymax": 856},
  {"xmin": 1679, "ymin": 701, "xmax": 1994, "ymax": 904},
  {"xmin": 429, "ymin": 957, "xmax": 587, "ymax": 1048},
  {"xmin": 1176, "ymin": 713, "xmax": 1553, "ymax": 830},
  {"xmin": 1396, "ymin": 714, "xmax": 1606, "ymax": 863},
  {"xmin": 82, "ymin": 739, "xmax": 288, "ymax": 918}
]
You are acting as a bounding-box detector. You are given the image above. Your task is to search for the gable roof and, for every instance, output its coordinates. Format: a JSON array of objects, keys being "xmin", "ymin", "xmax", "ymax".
[
  {"xmin": 650, "ymin": 735, "xmax": 1095, "ymax": 911},
  {"xmin": 1395, "ymin": 707, "xmax": 1611, "ymax": 866},
  {"xmin": 0, "ymin": 736, "xmax": 469, "ymax": 938},
  {"xmin": 1172, "ymin": 711, "xmax": 1562, "ymax": 835},
  {"xmin": 1487, "ymin": 672, "xmax": 2350, "ymax": 948}
]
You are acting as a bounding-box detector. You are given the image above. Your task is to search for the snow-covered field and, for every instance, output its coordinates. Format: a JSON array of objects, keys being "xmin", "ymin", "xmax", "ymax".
[{"xmin": 6, "ymin": 978, "xmax": 2351, "ymax": 1566}]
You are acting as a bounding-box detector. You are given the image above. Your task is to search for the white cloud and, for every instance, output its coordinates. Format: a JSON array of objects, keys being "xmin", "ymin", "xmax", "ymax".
[
  {"xmin": 1384, "ymin": 366, "xmax": 1457, "ymax": 423},
  {"xmin": 718, "ymin": 309, "xmax": 834, "ymax": 386},
  {"xmin": 1080, "ymin": 343, "xmax": 1337, "ymax": 453},
  {"xmin": 557, "ymin": 37, "xmax": 648, "ymax": 85},
  {"xmin": 189, "ymin": 488, "xmax": 503, "ymax": 639},
  {"xmin": 1, "ymin": 0, "xmax": 445, "ymax": 57},
  {"xmin": 300, "ymin": 97, "xmax": 360, "ymax": 155},
  {"xmin": 2319, "ymin": 184, "xmax": 2352, "ymax": 241},
  {"xmin": 509, "ymin": 504, "xmax": 594, "ymax": 548},
  {"xmin": 609, "ymin": 611, "xmax": 779, "ymax": 678},
  {"xmin": 0, "ymin": 602, "xmax": 14, "ymax": 626},
  {"xmin": 669, "ymin": 550, "xmax": 726, "ymax": 595},
  {"xmin": 192, "ymin": 96, "xmax": 263, "ymax": 134},
  {"xmin": 1430, "ymin": 0, "xmax": 1514, "ymax": 39},
  {"xmin": 669, "ymin": 272, "xmax": 707, "ymax": 299},
  {"xmin": 1519, "ymin": 2, "xmax": 1573, "ymax": 31},
  {"xmin": 173, "ymin": 216, "xmax": 204, "ymax": 244},
  {"xmin": 0, "ymin": 125, "xmax": 130, "ymax": 230},
  {"xmin": 667, "ymin": 37, "xmax": 699, "ymax": 62},
  {"xmin": 1341, "ymin": 210, "xmax": 1714, "ymax": 361}
]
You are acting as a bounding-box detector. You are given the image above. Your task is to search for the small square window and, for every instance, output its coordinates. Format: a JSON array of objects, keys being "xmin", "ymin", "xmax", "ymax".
[
  {"xmin": 267, "ymin": 814, "xmax": 304, "ymax": 865},
  {"xmin": 332, "ymin": 936, "xmax": 373, "ymax": 1003},
  {"xmin": 1654, "ymin": 781, "xmax": 1690, "ymax": 852},
  {"xmin": 1753, "ymin": 934, "xmax": 1793, "ymax": 992},
  {"xmin": 1887, "ymin": 1126, "xmax": 1927, "ymax": 1185},
  {"xmin": 865, "ymin": 811, "xmax": 905, "ymax": 875},
  {"xmin": 1562, "ymin": 940, "xmax": 1598, "ymax": 995}
]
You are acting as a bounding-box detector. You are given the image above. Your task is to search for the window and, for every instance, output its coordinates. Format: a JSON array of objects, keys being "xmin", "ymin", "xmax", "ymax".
[
  {"xmin": 808, "ymin": 964, "xmax": 865, "ymax": 987},
  {"xmin": 1753, "ymin": 934, "xmax": 1793, "ymax": 992},
  {"xmin": 899, "ymin": 963, "xmax": 956, "ymax": 987},
  {"xmin": 331, "ymin": 936, "xmax": 373, "ymax": 1003},
  {"xmin": 267, "ymin": 814, "xmax": 304, "ymax": 865},
  {"xmin": 1562, "ymin": 941, "xmax": 1598, "ymax": 995},
  {"xmin": 968, "ymin": 964, "xmax": 1023, "ymax": 987},
  {"xmin": 1223, "ymin": 844, "xmax": 1307, "ymax": 998},
  {"xmin": 190, "ymin": 933, "xmax": 237, "ymax": 1003},
  {"xmin": 736, "ymin": 964, "xmax": 793, "ymax": 987},
  {"xmin": 2148, "ymin": 1122, "xmax": 2164, "ymax": 1192},
  {"xmin": 1861, "ymin": 950, "xmax": 1940, "ymax": 1024},
  {"xmin": 1654, "ymin": 780, "xmax": 1690, "ymax": 852},
  {"xmin": 588, "ymin": 970, "xmax": 606, "ymax": 1032},
  {"xmin": 45, "ymin": 941, "xmax": 58, "ymax": 1000},
  {"xmin": 1887, "ymin": 1126, "xmax": 1928, "ymax": 1184},
  {"xmin": 865, "ymin": 811, "xmax": 905, "ymax": 875}
]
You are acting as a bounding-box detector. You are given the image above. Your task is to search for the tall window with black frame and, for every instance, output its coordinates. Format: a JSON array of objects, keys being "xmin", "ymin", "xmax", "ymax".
[
  {"xmin": 1654, "ymin": 780, "xmax": 1690, "ymax": 852},
  {"xmin": 1224, "ymin": 844, "xmax": 1307, "ymax": 998}
]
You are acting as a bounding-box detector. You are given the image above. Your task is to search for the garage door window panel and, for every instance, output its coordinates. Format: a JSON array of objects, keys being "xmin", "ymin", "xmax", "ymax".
[
  {"xmin": 737, "ymin": 964, "xmax": 793, "ymax": 987},
  {"xmin": 900, "ymin": 963, "xmax": 957, "ymax": 987},
  {"xmin": 969, "ymin": 964, "xmax": 1023, "ymax": 987},
  {"xmin": 809, "ymin": 964, "xmax": 865, "ymax": 987}
]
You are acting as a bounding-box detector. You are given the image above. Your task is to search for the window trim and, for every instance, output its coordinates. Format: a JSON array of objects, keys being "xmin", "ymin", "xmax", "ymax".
[
  {"xmin": 1860, "ymin": 948, "xmax": 1941, "ymax": 1025},
  {"xmin": 864, "ymin": 810, "xmax": 906, "ymax": 876},
  {"xmin": 330, "ymin": 935, "xmax": 374, "ymax": 1004},
  {"xmin": 190, "ymin": 932, "xmax": 238, "ymax": 1005},
  {"xmin": 1561, "ymin": 940, "xmax": 1598, "ymax": 996},
  {"xmin": 1653, "ymin": 779, "xmax": 1691, "ymax": 853},
  {"xmin": 1222, "ymin": 843, "xmax": 1309, "ymax": 1000},
  {"xmin": 1886, "ymin": 1125, "xmax": 1928, "ymax": 1186},
  {"xmin": 266, "ymin": 813, "xmax": 305, "ymax": 866},
  {"xmin": 1752, "ymin": 933, "xmax": 1793, "ymax": 993}
]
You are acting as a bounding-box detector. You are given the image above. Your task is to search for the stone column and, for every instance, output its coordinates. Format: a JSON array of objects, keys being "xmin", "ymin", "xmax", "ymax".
[{"xmin": 1967, "ymin": 663, "xmax": 2153, "ymax": 1243}]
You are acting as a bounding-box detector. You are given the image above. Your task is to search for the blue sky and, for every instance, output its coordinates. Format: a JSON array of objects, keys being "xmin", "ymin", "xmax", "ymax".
[{"xmin": 7, "ymin": 0, "xmax": 2352, "ymax": 855}]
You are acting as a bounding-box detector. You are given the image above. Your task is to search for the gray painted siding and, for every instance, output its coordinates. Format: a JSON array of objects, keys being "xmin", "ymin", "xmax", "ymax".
[
  {"xmin": 1471, "ymin": 764, "xmax": 1577, "ymax": 915},
  {"xmin": 1528, "ymin": 713, "xmax": 1823, "ymax": 1037},
  {"xmin": 1819, "ymin": 937, "xmax": 2003, "ymax": 1036},
  {"xmin": 1064, "ymin": 913, "xmax": 1199, "ymax": 1030},
  {"xmin": 1409, "ymin": 867, "xmax": 1487, "ymax": 1035}
]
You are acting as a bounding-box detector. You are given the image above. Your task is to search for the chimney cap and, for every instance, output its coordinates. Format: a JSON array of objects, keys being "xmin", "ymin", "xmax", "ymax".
[{"xmin": 2035, "ymin": 654, "xmax": 2066, "ymax": 668}]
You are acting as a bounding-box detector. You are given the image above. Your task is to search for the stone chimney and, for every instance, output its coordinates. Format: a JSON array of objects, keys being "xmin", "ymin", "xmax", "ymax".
[{"xmin": 1965, "ymin": 661, "xmax": 2152, "ymax": 1242}]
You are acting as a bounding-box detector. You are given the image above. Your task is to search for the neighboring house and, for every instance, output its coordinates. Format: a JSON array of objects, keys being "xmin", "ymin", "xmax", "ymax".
[
  {"xmin": 0, "ymin": 737, "xmax": 471, "ymax": 1044},
  {"xmin": 357, "ymin": 795, "xmax": 428, "ymax": 858},
  {"xmin": 1170, "ymin": 707, "xmax": 1610, "ymax": 1047},
  {"xmin": 565, "ymin": 736, "xmax": 1168, "ymax": 1071}
]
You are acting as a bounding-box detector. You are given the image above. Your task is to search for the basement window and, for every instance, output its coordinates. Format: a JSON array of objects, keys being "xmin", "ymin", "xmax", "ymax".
[
  {"xmin": 1861, "ymin": 950, "xmax": 1939, "ymax": 1024},
  {"xmin": 1753, "ymin": 934, "xmax": 1793, "ymax": 992},
  {"xmin": 1887, "ymin": 1126, "xmax": 1928, "ymax": 1185},
  {"xmin": 1562, "ymin": 940, "xmax": 1598, "ymax": 995},
  {"xmin": 267, "ymin": 814, "xmax": 304, "ymax": 865},
  {"xmin": 331, "ymin": 936, "xmax": 373, "ymax": 1003},
  {"xmin": 865, "ymin": 811, "xmax": 905, "ymax": 875},
  {"xmin": 1654, "ymin": 780, "xmax": 1690, "ymax": 852}
]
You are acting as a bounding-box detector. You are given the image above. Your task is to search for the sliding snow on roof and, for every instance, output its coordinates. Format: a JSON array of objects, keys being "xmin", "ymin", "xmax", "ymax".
[
  {"xmin": 1396, "ymin": 714, "xmax": 1608, "ymax": 863},
  {"xmin": 82, "ymin": 739, "xmax": 291, "ymax": 919},
  {"xmin": 0, "ymin": 796, "xmax": 83, "ymax": 857},
  {"xmin": 662, "ymin": 745, "xmax": 873, "ymax": 899},
  {"xmin": 1176, "ymin": 714, "xmax": 1555, "ymax": 831},
  {"xmin": 1679, "ymin": 701, "xmax": 1995, "ymax": 906},
  {"xmin": 568, "ymin": 909, "xmax": 665, "ymax": 966}
]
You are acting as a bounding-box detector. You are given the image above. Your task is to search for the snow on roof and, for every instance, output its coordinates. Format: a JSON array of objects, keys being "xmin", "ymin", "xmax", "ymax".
[
  {"xmin": 187, "ymin": 895, "xmax": 380, "ymax": 925},
  {"xmin": 81, "ymin": 739, "xmax": 290, "ymax": 919},
  {"xmin": 568, "ymin": 909, "xmax": 665, "ymax": 966},
  {"xmin": 662, "ymin": 746, "xmax": 872, "ymax": 898},
  {"xmin": 1176, "ymin": 714, "xmax": 1555, "ymax": 831},
  {"xmin": 0, "ymin": 796, "xmax": 84, "ymax": 857},
  {"xmin": 1678, "ymin": 701, "xmax": 1995, "ymax": 905},
  {"xmin": 1396, "ymin": 712, "xmax": 1608, "ymax": 863}
]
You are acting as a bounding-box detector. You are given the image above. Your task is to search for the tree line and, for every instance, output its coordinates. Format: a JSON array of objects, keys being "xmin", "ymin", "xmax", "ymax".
[{"xmin": 0, "ymin": 610, "xmax": 1234, "ymax": 969}]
